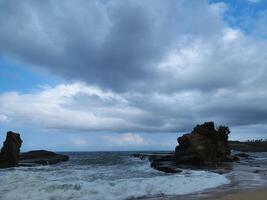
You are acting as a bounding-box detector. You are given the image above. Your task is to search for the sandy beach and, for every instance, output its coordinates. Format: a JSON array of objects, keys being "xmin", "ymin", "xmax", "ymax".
[{"xmin": 215, "ymin": 188, "xmax": 267, "ymax": 200}]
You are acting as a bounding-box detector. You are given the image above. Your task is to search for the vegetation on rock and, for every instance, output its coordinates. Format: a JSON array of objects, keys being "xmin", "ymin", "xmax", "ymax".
[{"xmin": 175, "ymin": 122, "xmax": 234, "ymax": 164}]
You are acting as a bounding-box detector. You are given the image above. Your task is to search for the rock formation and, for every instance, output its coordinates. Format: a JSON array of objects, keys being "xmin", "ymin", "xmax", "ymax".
[
  {"xmin": 133, "ymin": 122, "xmax": 239, "ymax": 173},
  {"xmin": 0, "ymin": 131, "xmax": 22, "ymax": 167},
  {"xmin": 0, "ymin": 131, "xmax": 69, "ymax": 168},
  {"xmin": 175, "ymin": 122, "xmax": 234, "ymax": 164}
]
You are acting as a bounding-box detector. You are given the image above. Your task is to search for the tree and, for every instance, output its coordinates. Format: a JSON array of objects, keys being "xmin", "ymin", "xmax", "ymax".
[{"xmin": 217, "ymin": 125, "xmax": 230, "ymax": 142}]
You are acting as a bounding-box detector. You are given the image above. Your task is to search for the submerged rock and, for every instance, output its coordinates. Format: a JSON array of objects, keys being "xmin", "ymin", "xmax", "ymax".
[{"xmin": 0, "ymin": 131, "xmax": 22, "ymax": 168}]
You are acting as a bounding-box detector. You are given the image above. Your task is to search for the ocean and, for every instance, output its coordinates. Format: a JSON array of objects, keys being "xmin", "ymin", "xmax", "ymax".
[{"xmin": 0, "ymin": 151, "xmax": 266, "ymax": 200}]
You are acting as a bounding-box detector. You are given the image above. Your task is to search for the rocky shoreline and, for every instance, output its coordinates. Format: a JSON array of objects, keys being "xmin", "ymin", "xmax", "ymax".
[
  {"xmin": 1, "ymin": 121, "xmax": 266, "ymax": 171},
  {"xmin": 0, "ymin": 131, "xmax": 69, "ymax": 168},
  {"xmin": 0, "ymin": 127, "xmax": 266, "ymax": 200}
]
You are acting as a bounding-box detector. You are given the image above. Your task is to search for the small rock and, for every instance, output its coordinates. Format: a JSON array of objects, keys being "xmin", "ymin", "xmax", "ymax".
[
  {"xmin": 235, "ymin": 153, "xmax": 250, "ymax": 158},
  {"xmin": 225, "ymin": 155, "xmax": 240, "ymax": 162},
  {"xmin": 151, "ymin": 161, "xmax": 182, "ymax": 173}
]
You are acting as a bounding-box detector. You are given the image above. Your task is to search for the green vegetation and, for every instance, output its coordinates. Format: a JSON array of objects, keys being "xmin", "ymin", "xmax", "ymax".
[
  {"xmin": 217, "ymin": 125, "xmax": 231, "ymax": 142},
  {"xmin": 194, "ymin": 122, "xmax": 230, "ymax": 143}
]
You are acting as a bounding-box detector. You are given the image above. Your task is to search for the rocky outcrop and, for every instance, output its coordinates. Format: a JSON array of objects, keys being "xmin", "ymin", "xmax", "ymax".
[
  {"xmin": 133, "ymin": 122, "xmax": 239, "ymax": 174},
  {"xmin": 19, "ymin": 150, "xmax": 69, "ymax": 166},
  {"xmin": 0, "ymin": 131, "xmax": 69, "ymax": 168},
  {"xmin": 175, "ymin": 122, "xmax": 236, "ymax": 164},
  {"xmin": 0, "ymin": 131, "xmax": 22, "ymax": 168}
]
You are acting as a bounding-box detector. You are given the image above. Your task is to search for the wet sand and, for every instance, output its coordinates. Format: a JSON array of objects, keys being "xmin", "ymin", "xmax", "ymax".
[{"xmin": 215, "ymin": 188, "xmax": 267, "ymax": 200}]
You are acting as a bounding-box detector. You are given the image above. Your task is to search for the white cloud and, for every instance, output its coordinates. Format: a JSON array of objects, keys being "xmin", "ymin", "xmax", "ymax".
[
  {"xmin": 0, "ymin": 114, "xmax": 8, "ymax": 122},
  {"xmin": 71, "ymin": 137, "xmax": 89, "ymax": 146},
  {"xmin": 222, "ymin": 28, "xmax": 242, "ymax": 42},
  {"xmin": 0, "ymin": 82, "xmax": 203, "ymax": 132},
  {"xmin": 102, "ymin": 133, "xmax": 148, "ymax": 146},
  {"xmin": 0, "ymin": 82, "xmax": 148, "ymax": 132}
]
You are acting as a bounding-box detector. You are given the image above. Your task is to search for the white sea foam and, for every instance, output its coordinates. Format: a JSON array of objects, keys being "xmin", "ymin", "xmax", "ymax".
[{"xmin": 0, "ymin": 169, "xmax": 229, "ymax": 200}]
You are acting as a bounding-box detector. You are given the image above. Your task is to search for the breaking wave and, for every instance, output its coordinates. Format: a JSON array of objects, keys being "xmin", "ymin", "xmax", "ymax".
[{"xmin": 0, "ymin": 152, "xmax": 230, "ymax": 200}]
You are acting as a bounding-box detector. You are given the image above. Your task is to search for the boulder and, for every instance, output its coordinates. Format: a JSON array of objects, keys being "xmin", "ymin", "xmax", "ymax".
[
  {"xmin": 175, "ymin": 122, "xmax": 231, "ymax": 164},
  {"xmin": 0, "ymin": 131, "xmax": 22, "ymax": 168}
]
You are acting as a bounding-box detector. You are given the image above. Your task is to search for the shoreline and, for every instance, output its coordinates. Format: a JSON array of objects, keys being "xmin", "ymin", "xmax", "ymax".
[
  {"xmin": 146, "ymin": 163, "xmax": 267, "ymax": 200},
  {"xmin": 211, "ymin": 187, "xmax": 267, "ymax": 200},
  {"xmin": 152, "ymin": 184, "xmax": 267, "ymax": 200}
]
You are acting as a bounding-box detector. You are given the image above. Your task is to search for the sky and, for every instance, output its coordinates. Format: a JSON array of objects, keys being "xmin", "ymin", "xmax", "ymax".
[{"xmin": 0, "ymin": 0, "xmax": 267, "ymax": 151}]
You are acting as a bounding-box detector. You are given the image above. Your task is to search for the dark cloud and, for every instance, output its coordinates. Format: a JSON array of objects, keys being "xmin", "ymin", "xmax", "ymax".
[
  {"xmin": 1, "ymin": 0, "xmax": 267, "ymax": 137},
  {"xmin": 0, "ymin": 0, "xmax": 225, "ymax": 92}
]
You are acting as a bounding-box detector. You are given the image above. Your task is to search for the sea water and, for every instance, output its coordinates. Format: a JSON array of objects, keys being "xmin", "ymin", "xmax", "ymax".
[{"xmin": 0, "ymin": 152, "xmax": 232, "ymax": 200}]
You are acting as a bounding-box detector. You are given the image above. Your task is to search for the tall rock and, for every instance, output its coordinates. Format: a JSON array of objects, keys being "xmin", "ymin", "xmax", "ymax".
[
  {"xmin": 0, "ymin": 131, "xmax": 22, "ymax": 167},
  {"xmin": 175, "ymin": 122, "xmax": 232, "ymax": 164}
]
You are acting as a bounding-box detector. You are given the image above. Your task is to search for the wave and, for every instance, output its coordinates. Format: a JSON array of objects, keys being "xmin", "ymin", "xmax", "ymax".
[{"xmin": 0, "ymin": 169, "xmax": 229, "ymax": 200}]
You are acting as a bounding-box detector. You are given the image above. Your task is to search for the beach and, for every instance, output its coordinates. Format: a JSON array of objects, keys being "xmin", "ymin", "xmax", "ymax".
[{"xmin": 215, "ymin": 188, "xmax": 267, "ymax": 200}]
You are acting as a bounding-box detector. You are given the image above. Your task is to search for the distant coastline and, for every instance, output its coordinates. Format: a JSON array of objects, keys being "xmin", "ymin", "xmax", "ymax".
[{"xmin": 229, "ymin": 140, "xmax": 267, "ymax": 152}]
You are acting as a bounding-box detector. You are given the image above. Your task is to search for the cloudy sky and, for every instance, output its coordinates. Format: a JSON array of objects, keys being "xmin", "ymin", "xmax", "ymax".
[{"xmin": 0, "ymin": 0, "xmax": 267, "ymax": 151}]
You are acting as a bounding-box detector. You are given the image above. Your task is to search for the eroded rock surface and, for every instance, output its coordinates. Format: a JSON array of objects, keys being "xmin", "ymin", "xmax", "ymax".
[
  {"xmin": 0, "ymin": 131, "xmax": 22, "ymax": 168},
  {"xmin": 175, "ymin": 122, "xmax": 236, "ymax": 164}
]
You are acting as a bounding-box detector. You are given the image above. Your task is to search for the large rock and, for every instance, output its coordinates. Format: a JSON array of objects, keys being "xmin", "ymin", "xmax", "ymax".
[
  {"xmin": 133, "ymin": 122, "xmax": 238, "ymax": 174},
  {"xmin": 19, "ymin": 150, "xmax": 69, "ymax": 166},
  {"xmin": 0, "ymin": 131, "xmax": 22, "ymax": 168},
  {"xmin": 175, "ymin": 122, "xmax": 233, "ymax": 164}
]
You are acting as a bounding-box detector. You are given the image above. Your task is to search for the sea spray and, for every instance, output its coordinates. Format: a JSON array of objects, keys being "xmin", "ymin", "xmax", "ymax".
[{"xmin": 0, "ymin": 152, "xmax": 230, "ymax": 200}]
